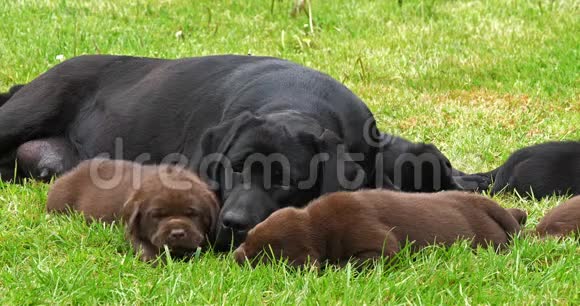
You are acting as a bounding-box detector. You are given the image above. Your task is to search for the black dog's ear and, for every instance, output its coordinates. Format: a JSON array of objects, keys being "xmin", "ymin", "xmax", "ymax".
[
  {"xmin": 200, "ymin": 112, "xmax": 259, "ymax": 157},
  {"xmin": 310, "ymin": 129, "xmax": 366, "ymax": 194},
  {"xmin": 198, "ymin": 112, "xmax": 264, "ymax": 189},
  {"xmin": 373, "ymin": 152, "xmax": 399, "ymax": 191}
]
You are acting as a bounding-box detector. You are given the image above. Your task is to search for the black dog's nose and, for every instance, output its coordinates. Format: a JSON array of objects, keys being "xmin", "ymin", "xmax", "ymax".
[
  {"xmin": 222, "ymin": 211, "xmax": 251, "ymax": 233},
  {"xmin": 168, "ymin": 229, "xmax": 186, "ymax": 240},
  {"xmin": 38, "ymin": 168, "xmax": 51, "ymax": 180}
]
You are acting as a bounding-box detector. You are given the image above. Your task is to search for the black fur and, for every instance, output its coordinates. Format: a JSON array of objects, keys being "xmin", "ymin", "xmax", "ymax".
[
  {"xmin": 0, "ymin": 84, "xmax": 24, "ymax": 108},
  {"xmin": 479, "ymin": 141, "xmax": 580, "ymax": 198}
]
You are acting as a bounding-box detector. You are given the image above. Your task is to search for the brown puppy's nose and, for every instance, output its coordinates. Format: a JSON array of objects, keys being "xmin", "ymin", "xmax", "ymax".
[{"xmin": 168, "ymin": 229, "xmax": 186, "ymax": 240}]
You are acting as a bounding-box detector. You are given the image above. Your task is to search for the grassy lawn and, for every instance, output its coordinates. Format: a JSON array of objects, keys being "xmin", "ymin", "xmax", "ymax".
[{"xmin": 1, "ymin": 0, "xmax": 579, "ymax": 304}]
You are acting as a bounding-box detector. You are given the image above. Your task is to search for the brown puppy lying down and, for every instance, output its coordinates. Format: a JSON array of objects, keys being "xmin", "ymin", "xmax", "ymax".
[
  {"xmin": 47, "ymin": 159, "xmax": 219, "ymax": 261},
  {"xmin": 234, "ymin": 190, "xmax": 526, "ymax": 267},
  {"xmin": 536, "ymin": 196, "xmax": 580, "ymax": 237}
]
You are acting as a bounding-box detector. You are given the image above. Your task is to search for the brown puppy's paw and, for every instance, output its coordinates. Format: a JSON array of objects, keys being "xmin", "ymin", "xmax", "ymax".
[
  {"xmin": 233, "ymin": 246, "xmax": 247, "ymax": 266},
  {"xmin": 507, "ymin": 208, "xmax": 528, "ymax": 226},
  {"xmin": 139, "ymin": 252, "xmax": 157, "ymax": 263}
]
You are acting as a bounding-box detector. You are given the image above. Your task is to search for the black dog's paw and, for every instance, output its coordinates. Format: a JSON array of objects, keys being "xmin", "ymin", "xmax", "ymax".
[
  {"xmin": 452, "ymin": 174, "xmax": 492, "ymax": 192},
  {"xmin": 37, "ymin": 167, "xmax": 60, "ymax": 181}
]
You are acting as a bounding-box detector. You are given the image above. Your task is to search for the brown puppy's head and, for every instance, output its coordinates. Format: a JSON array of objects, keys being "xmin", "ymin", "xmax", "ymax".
[
  {"xmin": 536, "ymin": 197, "xmax": 580, "ymax": 238},
  {"xmin": 123, "ymin": 166, "xmax": 219, "ymax": 258},
  {"xmin": 233, "ymin": 208, "xmax": 320, "ymax": 268}
]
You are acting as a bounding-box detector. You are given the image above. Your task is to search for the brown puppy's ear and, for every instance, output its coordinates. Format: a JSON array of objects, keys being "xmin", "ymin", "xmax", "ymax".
[
  {"xmin": 122, "ymin": 192, "xmax": 143, "ymax": 238},
  {"xmin": 122, "ymin": 193, "xmax": 159, "ymax": 262},
  {"xmin": 202, "ymin": 190, "xmax": 221, "ymax": 245}
]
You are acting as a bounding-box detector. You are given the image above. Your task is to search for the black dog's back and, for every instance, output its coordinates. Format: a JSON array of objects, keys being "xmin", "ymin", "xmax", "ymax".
[
  {"xmin": 485, "ymin": 141, "xmax": 580, "ymax": 198},
  {"xmin": 0, "ymin": 84, "xmax": 25, "ymax": 107}
]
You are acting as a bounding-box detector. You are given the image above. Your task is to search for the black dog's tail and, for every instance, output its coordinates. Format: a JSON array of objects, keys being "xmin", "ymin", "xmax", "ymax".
[
  {"xmin": 0, "ymin": 84, "xmax": 25, "ymax": 108},
  {"xmin": 476, "ymin": 167, "xmax": 501, "ymax": 181}
]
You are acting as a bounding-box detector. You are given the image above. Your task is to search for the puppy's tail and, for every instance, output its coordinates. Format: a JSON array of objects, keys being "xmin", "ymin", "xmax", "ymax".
[{"xmin": 0, "ymin": 84, "xmax": 25, "ymax": 108}]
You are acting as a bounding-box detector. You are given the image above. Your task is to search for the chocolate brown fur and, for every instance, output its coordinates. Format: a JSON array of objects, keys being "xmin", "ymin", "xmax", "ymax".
[
  {"xmin": 47, "ymin": 159, "xmax": 219, "ymax": 261},
  {"xmin": 234, "ymin": 190, "xmax": 525, "ymax": 268},
  {"xmin": 507, "ymin": 208, "xmax": 528, "ymax": 226},
  {"xmin": 535, "ymin": 196, "xmax": 580, "ymax": 238},
  {"xmin": 46, "ymin": 159, "xmax": 141, "ymax": 222}
]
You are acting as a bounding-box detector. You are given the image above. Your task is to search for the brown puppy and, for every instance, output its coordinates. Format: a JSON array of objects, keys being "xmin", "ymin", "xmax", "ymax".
[
  {"xmin": 234, "ymin": 190, "xmax": 525, "ymax": 268},
  {"xmin": 47, "ymin": 159, "xmax": 142, "ymax": 222},
  {"xmin": 47, "ymin": 159, "xmax": 219, "ymax": 261},
  {"xmin": 535, "ymin": 196, "xmax": 580, "ymax": 237}
]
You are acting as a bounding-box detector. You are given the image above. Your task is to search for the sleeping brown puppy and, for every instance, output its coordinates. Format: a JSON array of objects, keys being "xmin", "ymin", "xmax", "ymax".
[
  {"xmin": 47, "ymin": 159, "xmax": 219, "ymax": 261},
  {"xmin": 535, "ymin": 196, "xmax": 580, "ymax": 238},
  {"xmin": 234, "ymin": 190, "xmax": 526, "ymax": 268}
]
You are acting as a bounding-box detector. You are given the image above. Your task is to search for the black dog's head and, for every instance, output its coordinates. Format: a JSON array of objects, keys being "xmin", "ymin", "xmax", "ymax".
[
  {"xmin": 382, "ymin": 140, "xmax": 493, "ymax": 192},
  {"xmin": 199, "ymin": 111, "xmax": 365, "ymax": 251},
  {"xmin": 380, "ymin": 137, "xmax": 460, "ymax": 192}
]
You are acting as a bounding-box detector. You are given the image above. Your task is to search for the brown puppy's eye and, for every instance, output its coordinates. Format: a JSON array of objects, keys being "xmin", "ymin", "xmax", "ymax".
[
  {"xmin": 186, "ymin": 208, "xmax": 199, "ymax": 218},
  {"xmin": 150, "ymin": 210, "xmax": 165, "ymax": 219}
]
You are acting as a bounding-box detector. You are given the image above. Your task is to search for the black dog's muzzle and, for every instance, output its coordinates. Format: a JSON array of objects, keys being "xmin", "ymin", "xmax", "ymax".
[{"xmin": 214, "ymin": 185, "xmax": 277, "ymax": 251}]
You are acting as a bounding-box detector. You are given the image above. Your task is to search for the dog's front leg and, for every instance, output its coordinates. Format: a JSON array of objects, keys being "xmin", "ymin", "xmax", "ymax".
[{"xmin": 128, "ymin": 235, "xmax": 159, "ymax": 263}]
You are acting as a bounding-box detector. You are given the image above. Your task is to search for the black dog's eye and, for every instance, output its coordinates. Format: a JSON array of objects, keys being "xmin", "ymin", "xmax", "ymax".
[
  {"xmin": 273, "ymin": 168, "xmax": 284, "ymax": 179},
  {"xmin": 270, "ymin": 166, "xmax": 292, "ymax": 188},
  {"xmin": 271, "ymin": 169, "xmax": 283, "ymax": 183},
  {"xmin": 231, "ymin": 162, "xmax": 244, "ymax": 173}
]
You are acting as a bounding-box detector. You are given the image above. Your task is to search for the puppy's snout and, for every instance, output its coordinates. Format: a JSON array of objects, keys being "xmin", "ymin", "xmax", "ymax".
[
  {"xmin": 168, "ymin": 228, "xmax": 187, "ymax": 240},
  {"xmin": 233, "ymin": 246, "xmax": 248, "ymax": 265},
  {"xmin": 153, "ymin": 219, "xmax": 204, "ymax": 251}
]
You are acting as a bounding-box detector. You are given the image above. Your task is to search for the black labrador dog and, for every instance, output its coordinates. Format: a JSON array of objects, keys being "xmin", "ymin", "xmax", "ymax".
[
  {"xmin": 0, "ymin": 55, "xmax": 383, "ymax": 250},
  {"xmin": 478, "ymin": 141, "xmax": 580, "ymax": 199},
  {"xmin": 0, "ymin": 54, "xmax": 470, "ymax": 249}
]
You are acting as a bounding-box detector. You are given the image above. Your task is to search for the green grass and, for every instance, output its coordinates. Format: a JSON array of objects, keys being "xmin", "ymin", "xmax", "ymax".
[{"xmin": 1, "ymin": 0, "xmax": 579, "ymax": 304}]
